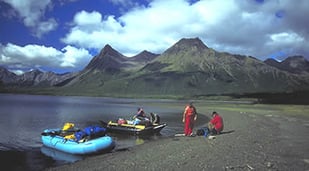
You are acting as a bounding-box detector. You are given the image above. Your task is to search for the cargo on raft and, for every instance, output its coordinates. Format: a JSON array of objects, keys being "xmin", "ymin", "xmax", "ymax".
[
  {"xmin": 100, "ymin": 113, "xmax": 167, "ymax": 135},
  {"xmin": 41, "ymin": 123, "xmax": 115, "ymax": 155}
]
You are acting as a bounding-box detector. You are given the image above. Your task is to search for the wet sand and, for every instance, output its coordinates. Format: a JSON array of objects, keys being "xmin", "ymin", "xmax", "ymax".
[{"xmin": 46, "ymin": 102, "xmax": 309, "ymax": 171}]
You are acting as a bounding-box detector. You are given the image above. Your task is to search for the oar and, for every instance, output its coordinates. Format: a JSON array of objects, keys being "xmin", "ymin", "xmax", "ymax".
[
  {"xmin": 41, "ymin": 129, "xmax": 78, "ymax": 136},
  {"xmin": 99, "ymin": 120, "xmax": 147, "ymax": 129},
  {"xmin": 41, "ymin": 130, "xmax": 60, "ymax": 136}
]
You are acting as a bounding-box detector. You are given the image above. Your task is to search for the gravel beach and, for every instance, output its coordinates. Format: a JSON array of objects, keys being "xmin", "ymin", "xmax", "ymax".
[{"xmin": 46, "ymin": 103, "xmax": 309, "ymax": 171}]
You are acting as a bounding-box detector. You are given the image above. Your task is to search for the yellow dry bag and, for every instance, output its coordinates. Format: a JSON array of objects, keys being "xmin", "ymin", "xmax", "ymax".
[{"xmin": 62, "ymin": 122, "xmax": 75, "ymax": 131}]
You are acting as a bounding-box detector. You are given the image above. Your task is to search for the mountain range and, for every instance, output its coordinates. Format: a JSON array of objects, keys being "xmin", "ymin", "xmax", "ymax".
[{"xmin": 1, "ymin": 37, "xmax": 309, "ymax": 101}]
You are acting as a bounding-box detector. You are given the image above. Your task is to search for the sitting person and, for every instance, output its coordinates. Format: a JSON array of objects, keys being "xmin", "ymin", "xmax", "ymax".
[{"xmin": 208, "ymin": 111, "xmax": 224, "ymax": 135}]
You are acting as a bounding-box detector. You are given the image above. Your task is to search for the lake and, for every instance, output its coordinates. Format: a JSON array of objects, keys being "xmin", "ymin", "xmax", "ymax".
[{"xmin": 0, "ymin": 94, "xmax": 207, "ymax": 171}]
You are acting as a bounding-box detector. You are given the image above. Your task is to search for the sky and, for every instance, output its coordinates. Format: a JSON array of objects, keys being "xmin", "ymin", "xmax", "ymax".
[{"xmin": 0, "ymin": 0, "xmax": 308, "ymax": 74}]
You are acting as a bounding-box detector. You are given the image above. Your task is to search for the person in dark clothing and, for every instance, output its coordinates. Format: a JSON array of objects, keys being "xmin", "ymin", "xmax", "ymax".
[
  {"xmin": 150, "ymin": 112, "xmax": 160, "ymax": 124},
  {"xmin": 136, "ymin": 108, "xmax": 146, "ymax": 118},
  {"xmin": 134, "ymin": 108, "xmax": 151, "ymax": 126}
]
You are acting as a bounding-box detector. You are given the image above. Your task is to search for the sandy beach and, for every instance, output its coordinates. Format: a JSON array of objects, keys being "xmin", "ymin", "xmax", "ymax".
[{"xmin": 46, "ymin": 102, "xmax": 309, "ymax": 171}]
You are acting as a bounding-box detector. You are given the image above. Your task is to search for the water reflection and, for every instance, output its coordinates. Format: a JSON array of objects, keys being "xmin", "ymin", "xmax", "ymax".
[
  {"xmin": 135, "ymin": 137, "xmax": 145, "ymax": 145},
  {"xmin": 40, "ymin": 146, "xmax": 84, "ymax": 163},
  {"xmin": 0, "ymin": 94, "xmax": 208, "ymax": 170}
]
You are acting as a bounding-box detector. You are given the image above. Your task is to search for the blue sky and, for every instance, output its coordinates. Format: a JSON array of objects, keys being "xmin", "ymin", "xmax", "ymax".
[{"xmin": 0, "ymin": 0, "xmax": 308, "ymax": 74}]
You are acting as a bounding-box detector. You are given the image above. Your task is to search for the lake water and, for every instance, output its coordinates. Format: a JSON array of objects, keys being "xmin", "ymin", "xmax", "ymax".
[{"xmin": 0, "ymin": 94, "xmax": 207, "ymax": 171}]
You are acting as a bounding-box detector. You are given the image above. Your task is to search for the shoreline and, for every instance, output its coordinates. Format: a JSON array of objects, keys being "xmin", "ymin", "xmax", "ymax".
[{"xmin": 46, "ymin": 104, "xmax": 309, "ymax": 171}]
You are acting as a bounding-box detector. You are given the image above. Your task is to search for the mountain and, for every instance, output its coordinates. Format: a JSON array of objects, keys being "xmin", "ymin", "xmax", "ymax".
[
  {"xmin": 59, "ymin": 45, "xmax": 159, "ymax": 91},
  {"xmin": 130, "ymin": 50, "xmax": 159, "ymax": 64},
  {"xmin": 0, "ymin": 67, "xmax": 19, "ymax": 85},
  {"xmin": 1, "ymin": 37, "xmax": 309, "ymax": 100},
  {"xmin": 61, "ymin": 38, "xmax": 309, "ymax": 97},
  {"xmin": 85, "ymin": 45, "xmax": 159, "ymax": 73},
  {"xmin": 265, "ymin": 56, "xmax": 309, "ymax": 75},
  {"xmin": 85, "ymin": 44, "xmax": 127, "ymax": 72},
  {"xmin": 135, "ymin": 38, "xmax": 309, "ymax": 95},
  {"xmin": 0, "ymin": 67, "xmax": 77, "ymax": 87}
]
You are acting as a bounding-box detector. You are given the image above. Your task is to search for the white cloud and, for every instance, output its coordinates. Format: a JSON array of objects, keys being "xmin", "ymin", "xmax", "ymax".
[
  {"xmin": 62, "ymin": 0, "xmax": 200, "ymax": 56},
  {"xmin": 269, "ymin": 32, "xmax": 304, "ymax": 45},
  {"xmin": 74, "ymin": 10, "xmax": 102, "ymax": 26},
  {"xmin": 9, "ymin": 69, "xmax": 24, "ymax": 75},
  {"xmin": 265, "ymin": 32, "xmax": 308, "ymax": 60},
  {"xmin": 0, "ymin": 43, "xmax": 92, "ymax": 73},
  {"xmin": 62, "ymin": 0, "xmax": 309, "ymax": 60},
  {"xmin": 2, "ymin": 0, "xmax": 57, "ymax": 38},
  {"xmin": 2, "ymin": 0, "xmax": 307, "ymax": 74},
  {"xmin": 36, "ymin": 18, "xmax": 58, "ymax": 38},
  {"xmin": 61, "ymin": 45, "xmax": 92, "ymax": 68},
  {"xmin": 1, "ymin": 43, "xmax": 61, "ymax": 61},
  {"xmin": 62, "ymin": 11, "xmax": 124, "ymax": 52}
]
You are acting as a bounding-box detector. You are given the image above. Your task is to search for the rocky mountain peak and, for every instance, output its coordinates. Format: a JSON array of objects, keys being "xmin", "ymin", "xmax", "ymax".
[
  {"xmin": 21, "ymin": 69, "xmax": 43, "ymax": 80},
  {"xmin": 131, "ymin": 50, "xmax": 159, "ymax": 62},
  {"xmin": 264, "ymin": 58, "xmax": 280, "ymax": 68},
  {"xmin": 85, "ymin": 44, "xmax": 126, "ymax": 71},
  {"xmin": 98, "ymin": 44, "xmax": 125, "ymax": 59},
  {"xmin": 177, "ymin": 37, "xmax": 208, "ymax": 48},
  {"xmin": 265, "ymin": 56, "xmax": 309, "ymax": 74},
  {"xmin": 0, "ymin": 66, "xmax": 18, "ymax": 83},
  {"xmin": 282, "ymin": 56, "xmax": 309, "ymax": 74},
  {"xmin": 282, "ymin": 56, "xmax": 308, "ymax": 66},
  {"xmin": 163, "ymin": 37, "xmax": 209, "ymax": 56}
]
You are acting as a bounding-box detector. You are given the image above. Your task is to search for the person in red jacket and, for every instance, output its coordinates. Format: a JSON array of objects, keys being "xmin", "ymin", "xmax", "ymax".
[
  {"xmin": 182, "ymin": 102, "xmax": 197, "ymax": 136},
  {"xmin": 208, "ymin": 111, "xmax": 224, "ymax": 135}
]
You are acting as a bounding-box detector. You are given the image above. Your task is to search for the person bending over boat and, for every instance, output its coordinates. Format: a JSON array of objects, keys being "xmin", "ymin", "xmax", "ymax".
[
  {"xmin": 133, "ymin": 108, "xmax": 151, "ymax": 126},
  {"xmin": 135, "ymin": 108, "xmax": 146, "ymax": 119}
]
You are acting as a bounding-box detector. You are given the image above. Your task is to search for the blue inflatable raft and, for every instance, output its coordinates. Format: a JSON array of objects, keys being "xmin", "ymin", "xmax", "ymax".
[{"xmin": 41, "ymin": 127, "xmax": 115, "ymax": 155}]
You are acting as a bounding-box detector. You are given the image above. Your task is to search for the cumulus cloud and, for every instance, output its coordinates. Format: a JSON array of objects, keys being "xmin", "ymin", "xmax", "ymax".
[
  {"xmin": 1, "ymin": 0, "xmax": 308, "ymax": 74},
  {"xmin": 2, "ymin": 0, "xmax": 57, "ymax": 38},
  {"xmin": 60, "ymin": 45, "xmax": 92, "ymax": 68},
  {"xmin": 0, "ymin": 43, "xmax": 92, "ymax": 73},
  {"xmin": 62, "ymin": 0, "xmax": 309, "ymax": 60}
]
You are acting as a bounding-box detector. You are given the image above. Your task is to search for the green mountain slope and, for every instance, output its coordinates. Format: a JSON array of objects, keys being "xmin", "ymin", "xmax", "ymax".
[{"xmin": 59, "ymin": 38, "xmax": 309, "ymax": 98}]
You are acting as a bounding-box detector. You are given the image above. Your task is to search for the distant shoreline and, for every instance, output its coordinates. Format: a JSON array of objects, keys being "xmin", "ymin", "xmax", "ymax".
[{"xmin": 1, "ymin": 90, "xmax": 309, "ymax": 105}]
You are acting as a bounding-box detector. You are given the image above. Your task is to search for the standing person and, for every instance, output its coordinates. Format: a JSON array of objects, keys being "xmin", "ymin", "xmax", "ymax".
[
  {"xmin": 182, "ymin": 102, "xmax": 197, "ymax": 136},
  {"xmin": 208, "ymin": 111, "xmax": 224, "ymax": 135}
]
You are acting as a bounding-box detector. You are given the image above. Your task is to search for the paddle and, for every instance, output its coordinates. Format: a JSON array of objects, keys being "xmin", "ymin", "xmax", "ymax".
[
  {"xmin": 41, "ymin": 129, "xmax": 77, "ymax": 136},
  {"xmin": 41, "ymin": 130, "xmax": 61, "ymax": 136},
  {"xmin": 99, "ymin": 120, "xmax": 146, "ymax": 129}
]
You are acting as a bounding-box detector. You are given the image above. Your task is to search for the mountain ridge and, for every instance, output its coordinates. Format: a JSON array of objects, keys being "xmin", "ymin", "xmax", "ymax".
[
  {"xmin": 265, "ymin": 56, "xmax": 309, "ymax": 75},
  {"xmin": 62, "ymin": 38, "xmax": 309, "ymax": 97},
  {"xmin": 1, "ymin": 37, "xmax": 309, "ymax": 100},
  {"xmin": 0, "ymin": 66, "xmax": 78, "ymax": 87}
]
